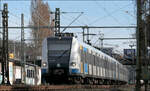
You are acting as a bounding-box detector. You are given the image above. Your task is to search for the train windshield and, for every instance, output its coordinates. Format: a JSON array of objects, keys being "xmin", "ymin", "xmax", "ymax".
[{"xmin": 47, "ymin": 37, "xmax": 72, "ymax": 62}]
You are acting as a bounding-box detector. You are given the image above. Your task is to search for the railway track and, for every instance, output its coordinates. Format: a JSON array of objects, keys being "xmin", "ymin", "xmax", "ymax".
[{"xmin": 0, "ymin": 85, "xmax": 134, "ymax": 91}]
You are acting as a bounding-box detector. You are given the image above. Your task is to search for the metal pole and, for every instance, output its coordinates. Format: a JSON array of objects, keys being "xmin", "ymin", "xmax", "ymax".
[
  {"xmin": 136, "ymin": 0, "xmax": 142, "ymax": 90},
  {"xmin": 21, "ymin": 13, "xmax": 25, "ymax": 84},
  {"xmin": 87, "ymin": 28, "xmax": 90, "ymax": 44},
  {"xmin": 82, "ymin": 28, "xmax": 85, "ymax": 42},
  {"xmin": 2, "ymin": 3, "xmax": 10, "ymax": 85},
  {"xmin": 1, "ymin": 7, "xmax": 5, "ymax": 84},
  {"xmin": 5, "ymin": 4, "xmax": 9, "ymax": 85}
]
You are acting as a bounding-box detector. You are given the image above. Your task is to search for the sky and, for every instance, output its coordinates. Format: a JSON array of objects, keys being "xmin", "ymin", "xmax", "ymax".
[{"xmin": 0, "ymin": 0, "xmax": 137, "ymax": 54}]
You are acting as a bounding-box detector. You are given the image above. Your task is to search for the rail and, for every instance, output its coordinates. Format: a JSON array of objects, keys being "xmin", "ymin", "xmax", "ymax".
[{"xmin": 0, "ymin": 85, "xmax": 135, "ymax": 91}]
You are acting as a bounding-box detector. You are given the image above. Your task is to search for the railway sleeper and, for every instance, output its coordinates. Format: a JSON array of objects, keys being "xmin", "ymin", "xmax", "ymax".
[
  {"xmin": 69, "ymin": 76, "xmax": 82, "ymax": 84},
  {"xmin": 98, "ymin": 79, "xmax": 103, "ymax": 85}
]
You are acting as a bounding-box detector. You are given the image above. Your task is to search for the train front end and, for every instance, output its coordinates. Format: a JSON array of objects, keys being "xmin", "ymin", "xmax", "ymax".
[{"xmin": 42, "ymin": 36, "xmax": 72, "ymax": 83}]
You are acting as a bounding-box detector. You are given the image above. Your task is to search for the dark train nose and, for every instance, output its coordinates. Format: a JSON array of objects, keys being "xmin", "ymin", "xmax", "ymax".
[{"xmin": 53, "ymin": 69, "xmax": 64, "ymax": 75}]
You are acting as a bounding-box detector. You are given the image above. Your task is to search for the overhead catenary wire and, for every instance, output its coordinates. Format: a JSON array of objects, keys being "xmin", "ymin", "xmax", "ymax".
[
  {"xmin": 101, "ymin": 37, "xmax": 136, "ymax": 40},
  {"xmin": 93, "ymin": 0, "xmax": 122, "ymax": 25},
  {"xmin": 0, "ymin": 25, "xmax": 136, "ymax": 29},
  {"xmin": 93, "ymin": 37, "xmax": 135, "ymax": 46},
  {"xmin": 89, "ymin": 2, "xmax": 133, "ymax": 25},
  {"xmin": 61, "ymin": 12, "xmax": 83, "ymax": 33},
  {"xmin": 1, "ymin": 0, "xmax": 135, "ymax": 1},
  {"xmin": 9, "ymin": 12, "xmax": 29, "ymax": 24},
  {"xmin": 61, "ymin": 13, "xmax": 87, "ymax": 26}
]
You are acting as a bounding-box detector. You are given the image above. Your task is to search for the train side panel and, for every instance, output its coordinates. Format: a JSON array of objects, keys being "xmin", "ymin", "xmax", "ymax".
[
  {"xmin": 41, "ymin": 38, "xmax": 48, "ymax": 73},
  {"xmin": 69, "ymin": 38, "xmax": 81, "ymax": 74}
]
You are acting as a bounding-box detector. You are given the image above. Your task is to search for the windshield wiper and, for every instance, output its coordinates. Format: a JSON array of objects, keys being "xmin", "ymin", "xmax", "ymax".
[{"xmin": 56, "ymin": 50, "xmax": 69, "ymax": 60}]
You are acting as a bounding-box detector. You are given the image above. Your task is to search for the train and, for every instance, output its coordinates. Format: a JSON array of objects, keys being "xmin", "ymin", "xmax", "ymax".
[
  {"xmin": 0, "ymin": 60, "xmax": 41, "ymax": 85},
  {"xmin": 41, "ymin": 35, "xmax": 129, "ymax": 84}
]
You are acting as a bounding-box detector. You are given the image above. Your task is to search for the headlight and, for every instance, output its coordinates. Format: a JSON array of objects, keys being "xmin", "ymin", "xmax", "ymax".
[
  {"xmin": 71, "ymin": 62, "xmax": 76, "ymax": 67},
  {"xmin": 42, "ymin": 62, "xmax": 47, "ymax": 67},
  {"xmin": 57, "ymin": 63, "xmax": 61, "ymax": 67}
]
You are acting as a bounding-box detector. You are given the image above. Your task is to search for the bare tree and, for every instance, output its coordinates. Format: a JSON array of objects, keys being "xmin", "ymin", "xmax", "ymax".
[{"xmin": 30, "ymin": 0, "xmax": 54, "ymax": 57}]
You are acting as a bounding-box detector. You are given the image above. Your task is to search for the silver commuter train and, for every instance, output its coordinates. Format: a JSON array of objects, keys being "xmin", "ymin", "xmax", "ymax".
[{"xmin": 42, "ymin": 36, "xmax": 129, "ymax": 84}]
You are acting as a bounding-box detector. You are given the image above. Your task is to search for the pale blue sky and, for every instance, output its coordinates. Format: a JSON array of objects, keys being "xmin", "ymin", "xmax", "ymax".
[{"xmin": 0, "ymin": 0, "xmax": 136, "ymax": 53}]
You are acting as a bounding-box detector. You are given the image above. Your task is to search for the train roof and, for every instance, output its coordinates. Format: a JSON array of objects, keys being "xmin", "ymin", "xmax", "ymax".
[{"xmin": 46, "ymin": 36, "xmax": 73, "ymax": 40}]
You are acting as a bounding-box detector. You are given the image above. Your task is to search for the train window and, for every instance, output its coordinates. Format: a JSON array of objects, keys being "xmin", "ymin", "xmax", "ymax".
[
  {"xmin": 29, "ymin": 70, "xmax": 31, "ymax": 78},
  {"xmin": 30, "ymin": 70, "xmax": 33, "ymax": 77},
  {"xmin": 30, "ymin": 70, "xmax": 32, "ymax": 78},
  {"xmin": 81, "ymin": 50, "xmax": 85, "ymax": 62},
  {"xmin": 97, "ymin": 56, "xmax": 100, "ymax": 66},
  {"xmin": 111, "ymin": 62, "xmax": 113, "ymax": 71},
  {"xmin": 92, "ymin": 55, "xmax": 94, "ymax": 65},
  {"xmin": 91, "ymin": 54, "xmax": 94, "ymax": 65},
  {"xmin": 84, "ymin": 52, "xmax": 86, "ymax": 62},
  {"xmin": 33, "ymin": 70, "xmax": 35, "ymax": 77},
  {"xmin": 28, "ymin": 70, "xmax": 29, "ymax": 77},
  {"xmin": 104, "ymin": 56, "xmax": 105, "ymax": 60},
  {"xmin": 104, "ymin": 60, "xmax": 107, "ymax": 69},
  {"xmin": 31, "ymin": 70, "xmax": 33, "ymax": 78},
  {"xmin": 94, "ymin": 55, "xmax": 96, "ymax": 65},
  {"xmin": 114, "ymin": 62, "xmax": 115, "ymax": 71},
  {"xmin": 27, "ymin": 70, "xmax": 30, "ymax": 77},
  {"xmin": 80, "ymin": 49, "xmax": 84, "ymax": 62},
  {"xmin": 32, "ymin": 70, "xmax": 33, "ymax": 78},
  {"xmin": 85, "ymin": 51, "xmax": 87, "ymax": 63},
  {"xmin": 89, "ymin": 54, "xmax": 91, "ymax": 64},
  {"xmin": 95, "ymin": 56, "xmax": 97, "ymax": 66},
  {"xmin": 106, "ymin": 60, "xmax": 108, "ymax": 69},
  {"xmin": 96, "ymin": 56, "xmax": 99, "ymax": 66},
  {"xmin": 100, "ymin": 55, "xmax": 102, "ymax": 62},
  {"xmin": 102, "ymin": 56, "xmax": 104, "ymax": 60},
  {"xmin": 90, "ymin": 53, "xmax": 93, "ymax": 64},
  {"xmin": 86, "ymin": 52, "xmax": 90, "ymax": 63},
  {"xmin": 27, "ymin": 70, "xmax": 29, "ymax": 77},
  {"xmin": 102, "ymin": 59, "xmax": 104, "ymax": 68},
  {"xmin": 98, "ymin": 56, "xmax": 101, "ymax": 66},
  {"xmin": 87, "ymin": 53, "xmax": 90, "ymax": 63},
  {"xmin": 31, "ymin": 70, "xmax": 32, "ymax": 78}
]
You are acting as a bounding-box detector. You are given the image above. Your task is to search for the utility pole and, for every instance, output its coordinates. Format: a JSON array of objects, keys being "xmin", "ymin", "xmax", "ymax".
[
  {"xmin": 136, "ymin": 0, "xmax": 142, "ymax": 90},
  {"xmin": 2, "ymin": 3, "xmax": 10, "ymax": 85},
  {"xmin": 21, "ymin": 13, "xmax": 25, "ymax": 84}
]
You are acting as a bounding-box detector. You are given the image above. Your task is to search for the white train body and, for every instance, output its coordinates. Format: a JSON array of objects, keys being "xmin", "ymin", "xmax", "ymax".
[{"xmin": 42, "ymin": 36, "xmax": 129, "ymax": 84}]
